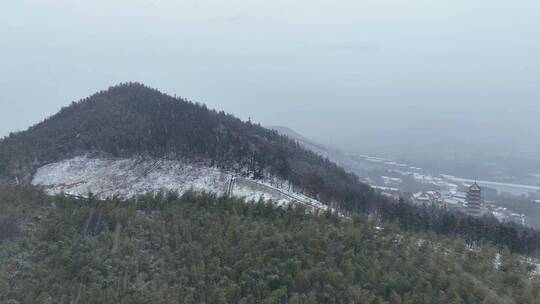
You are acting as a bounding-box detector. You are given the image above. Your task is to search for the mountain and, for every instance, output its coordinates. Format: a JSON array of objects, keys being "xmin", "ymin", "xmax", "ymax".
[
  {"xmin": 0, "ymin": 83, "xmax": 376, "ymax": 212},
  {"xmin": 3, "ymin": 83, "xmax": 540, "ymax": 258}
]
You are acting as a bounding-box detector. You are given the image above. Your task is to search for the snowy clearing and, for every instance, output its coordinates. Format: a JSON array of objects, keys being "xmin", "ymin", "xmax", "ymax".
[{"xmin": 31, "ymin": 156, "xmax": 328, "ymax": 211}]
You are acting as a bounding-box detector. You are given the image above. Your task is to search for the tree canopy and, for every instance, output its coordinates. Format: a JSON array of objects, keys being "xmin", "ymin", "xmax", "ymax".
[{"xmin": 1, "ymin": 186, "xmax": 540, "ymax": 303}]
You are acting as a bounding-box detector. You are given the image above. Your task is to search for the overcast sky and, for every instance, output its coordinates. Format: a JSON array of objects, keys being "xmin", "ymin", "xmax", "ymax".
[{"xmin": 1, "ymin": 0, "xmax": 539, "ymax": 157}]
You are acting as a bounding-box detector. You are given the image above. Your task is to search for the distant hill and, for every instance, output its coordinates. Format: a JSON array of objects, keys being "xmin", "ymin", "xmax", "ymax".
[
  {"xmin": 269, "ymin": 126, "xmax": 376, "ymax": 179},
  {"xmin": 0, "ymin": 83, "xmax": 376, "ymax": 212},
  {"xmin": 268, "ymin": 126, "xmax": 329, "ymax": 150}
]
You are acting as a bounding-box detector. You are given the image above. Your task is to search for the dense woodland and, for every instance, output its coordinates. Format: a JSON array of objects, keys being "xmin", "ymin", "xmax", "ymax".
[
  {"xmin": 1, "ymin": 185, "xmax": 540, "ymax": 304},
  {"xmin": 379, "ymin": 201, "xmax": 540, "ymax": 256},
  {"xmin": 2, "ymin": 83, "xmax": 540, "ymax": 258}
]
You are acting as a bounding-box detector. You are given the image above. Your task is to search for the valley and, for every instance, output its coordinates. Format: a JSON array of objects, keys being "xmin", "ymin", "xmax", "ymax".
[{"xmin": 271, "ymin": 126, "xmax": 540, "ymax": 227}]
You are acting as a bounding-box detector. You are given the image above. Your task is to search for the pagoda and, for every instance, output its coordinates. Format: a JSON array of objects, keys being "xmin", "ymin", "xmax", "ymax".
[{"xmin": 466, "ymin": 182, "xmax": 482, "ymax": 216}]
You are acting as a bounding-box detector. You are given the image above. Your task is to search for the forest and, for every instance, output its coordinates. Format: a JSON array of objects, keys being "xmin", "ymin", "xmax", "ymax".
[
  {"xmin": 1, "ymin": 185, "xmax": 540, "ymax": 304},
  {"xmin": 2, "ymin": 83, "xmax": 540, "ymax": 258},
  {"xmin": 379, "ymin": 201, "xmax": 540, "ymax": 256}
]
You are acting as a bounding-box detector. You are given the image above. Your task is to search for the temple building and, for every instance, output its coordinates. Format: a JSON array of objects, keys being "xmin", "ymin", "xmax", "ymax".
[{"xmin": 466, "ymin": 182, "xmax": 483, "ymax": 216}]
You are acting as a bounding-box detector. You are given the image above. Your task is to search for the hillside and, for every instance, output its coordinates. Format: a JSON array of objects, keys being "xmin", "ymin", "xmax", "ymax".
[
  {"xmin": 0, "ymin": 83, "xmax": 375, "ymax": 212},
  {"xmin": 4, "ymin": 84, "xmax": 540, "ymax": 257},
  {"xmin": 1, "ymin": 185, "xmax": 539, "ymax": 304}
]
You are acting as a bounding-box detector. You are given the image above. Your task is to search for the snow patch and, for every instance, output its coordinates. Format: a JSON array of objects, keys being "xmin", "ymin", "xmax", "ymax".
[{"xmin": 32, "ymin": 156, "xmax": 327, "ymax": 211}]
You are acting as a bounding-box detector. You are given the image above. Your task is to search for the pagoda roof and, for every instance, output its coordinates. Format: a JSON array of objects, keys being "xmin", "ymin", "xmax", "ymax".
[{"xmin": 469, "ymin": 182, "xmax": 481, "ymax": 191}]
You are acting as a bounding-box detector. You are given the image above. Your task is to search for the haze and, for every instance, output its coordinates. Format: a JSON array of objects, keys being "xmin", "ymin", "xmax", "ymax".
[{"xmin": 1, "ymin": 0, "xmax": 539, "ymax": 160}]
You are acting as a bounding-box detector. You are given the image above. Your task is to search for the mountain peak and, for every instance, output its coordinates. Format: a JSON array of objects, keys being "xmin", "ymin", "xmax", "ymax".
[
  {"xmin": 82, "ymin": 82, "xmax": 173, "ymax": 108},
  {"xmin": 102, "ymin": 82, "xmax": 157, "ymax": 95}
]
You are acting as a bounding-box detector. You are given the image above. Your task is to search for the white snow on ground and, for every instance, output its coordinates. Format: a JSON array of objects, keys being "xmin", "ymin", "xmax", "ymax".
[
  {"xmin": 232, "ymin": 178, "xmax": 328, "ymax": 210},
  {"xmin": 442, "ymin": 174, "xmax": 540, "ymax": 194},
  {"xmin": 381, "ymin": 176, "xmax": 403, "ymax": 185},
  {"xmin": 32, "ymin": 156, "xmax": 231, "ymax": 198},
  {"xmin": 372, "ymin": 185, "xmax": 400, "ymax": 192},
  {"xmin": 31, "ymin": 156, "xmax": 327, "ymax": 211},
  {"xmin": 442, "ymin": 174, "xmax": 540, "ymax": 191},
  {"xmin": 390, "ymin": 169, "xmax": 460, "ymax": 192}
]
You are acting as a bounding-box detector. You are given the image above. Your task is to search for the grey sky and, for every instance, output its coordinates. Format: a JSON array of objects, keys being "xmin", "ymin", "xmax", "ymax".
[{"xmin": 1, "ymin": 0, "xmax": 539, "ymax": 158}]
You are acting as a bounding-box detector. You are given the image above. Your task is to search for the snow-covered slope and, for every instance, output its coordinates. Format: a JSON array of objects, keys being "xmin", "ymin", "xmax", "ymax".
[{"xmin": 31, "ymin": 156, "xmax": 328, "ymax": 210}]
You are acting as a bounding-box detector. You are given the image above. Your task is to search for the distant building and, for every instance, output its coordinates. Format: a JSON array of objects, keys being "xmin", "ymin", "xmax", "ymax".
[
  {"xmin": 466, "ymin": 182, "xmax": 483, "ymax": 216},
  {"xmin": 413, "ymin": 192, "xmax": 432, "ymax": 205},
  {"xmin": 493, "ymin": 207, "xmax": 526, "ymax": 226},
  {"xmin": 412, "ymin": 191, "xmax": 447, "ymax": 209}
]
